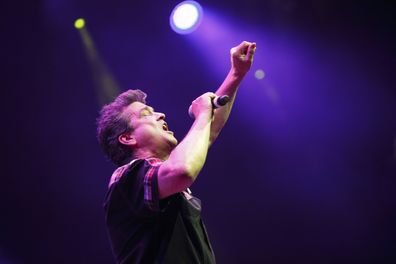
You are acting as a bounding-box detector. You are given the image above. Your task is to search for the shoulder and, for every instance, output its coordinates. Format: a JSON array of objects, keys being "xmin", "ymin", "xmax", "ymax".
[
  {"xmin": 108, "ymin": 159, "xmax": 145, "ymax": 188},
  {"xmin": 107, "ymin": 158, "xmax": 164, "ymax": 188}
]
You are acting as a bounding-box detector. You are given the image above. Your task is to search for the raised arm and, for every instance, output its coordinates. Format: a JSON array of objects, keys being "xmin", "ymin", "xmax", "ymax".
[
  {"xmin": 156, "ymin": 41, "xmax": 256, "ymax": 199},
  {"xmin": 157, "ymin": 92, "xmax": 216, "ymax": 198},
  {"xmin": 209, "ymin": 41, "xmax": 256, "ymax": 145}
]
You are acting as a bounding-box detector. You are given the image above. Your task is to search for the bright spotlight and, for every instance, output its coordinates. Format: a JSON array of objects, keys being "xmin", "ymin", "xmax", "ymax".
[
  {"xmin": 74, "ymin": 18, "xmax": 85, "ymax": 29},
  {"xmin": 170, "ymin": 1, "xmax": 203, "ymax": 34}
]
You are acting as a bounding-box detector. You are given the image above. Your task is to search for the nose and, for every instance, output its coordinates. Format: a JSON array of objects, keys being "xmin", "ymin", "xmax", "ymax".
[{"xmin": 155, "ymin": 112, "xmax": 165, "ymax": 120}]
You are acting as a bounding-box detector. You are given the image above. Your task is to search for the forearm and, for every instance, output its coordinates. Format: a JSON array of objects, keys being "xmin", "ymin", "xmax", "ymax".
[
  {"xmin": 164, "ymin": 114, "xmax": 212, "ymax": 182},
  {"xmin": 210, "ymin": 68, "xmax": 246, "ymax": 145}
]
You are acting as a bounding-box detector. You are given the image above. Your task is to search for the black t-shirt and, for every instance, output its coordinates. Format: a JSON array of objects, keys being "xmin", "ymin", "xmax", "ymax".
[{"xmin": 103, "ymin": 158, "xmax": 216, "ymax": 264}]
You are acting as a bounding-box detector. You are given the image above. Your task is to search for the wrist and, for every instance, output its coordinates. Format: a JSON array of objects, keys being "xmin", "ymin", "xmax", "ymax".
[
  {"xmin": 229, "ymin": 67, "xmax": 247, "ymax": 80},
  {"xmin": 198, "ymin": 110, "xmax": 213, "ymax": 120},
  {"xmin": 194, "ymin": 111, "xmax": 213, "ymax": 125}
]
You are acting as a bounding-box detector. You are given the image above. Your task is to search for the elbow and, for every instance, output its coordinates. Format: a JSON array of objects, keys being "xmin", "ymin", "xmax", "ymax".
[
  {"xmin": 160, "ymin": 158, "xmax": 205, "ymax": 189},
  {"xmin": 175, "ymin": 161, "xmax": 205, "ymax": 185},
  {"xmin": 182, "ymin": 164, "xmax": 199, "ymax": 183},
  {"xmin": 164, "ymin": 163, "xmax": 198, "ymax": 186}
]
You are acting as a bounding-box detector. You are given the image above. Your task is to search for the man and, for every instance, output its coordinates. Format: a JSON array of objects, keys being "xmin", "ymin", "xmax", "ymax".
[{"xmin": 97, "ymin": 41, "xmax": 256, "ymax": 263}]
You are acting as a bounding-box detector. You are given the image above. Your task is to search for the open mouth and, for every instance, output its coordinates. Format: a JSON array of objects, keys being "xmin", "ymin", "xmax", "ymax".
[{"xmin": 162, "ymin": 123, "xmax": 169, "ymax": 131}]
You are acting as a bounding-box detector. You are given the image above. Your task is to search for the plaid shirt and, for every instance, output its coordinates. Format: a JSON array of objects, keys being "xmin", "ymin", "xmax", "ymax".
[
  {"xmin": 108, "ymin": 158, "xmax": 163, "ymax": 211},
  {"xmin": 143, "ymin": 158, "xmax": 163, "ymax": 210}
]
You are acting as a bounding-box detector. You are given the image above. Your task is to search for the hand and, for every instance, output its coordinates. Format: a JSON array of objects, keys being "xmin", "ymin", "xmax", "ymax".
[
  {"xmin": 188, "ymin": 92, "xmax": 216, "ymax": 119},
  {"xmin": 230, "ymin": 41, "xmax": 256, "ymax": 77}
]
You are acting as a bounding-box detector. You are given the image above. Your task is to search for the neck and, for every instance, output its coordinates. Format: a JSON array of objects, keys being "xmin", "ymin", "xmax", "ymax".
[{"xmin": 134, "ymin": 148, "xmax": 169, "ymax": 161}]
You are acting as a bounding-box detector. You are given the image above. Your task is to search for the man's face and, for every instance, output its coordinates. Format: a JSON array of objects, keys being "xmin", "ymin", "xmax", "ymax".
[{"xmin": 123, "ymin": 101, "xmax": 178, "ymax": 158}]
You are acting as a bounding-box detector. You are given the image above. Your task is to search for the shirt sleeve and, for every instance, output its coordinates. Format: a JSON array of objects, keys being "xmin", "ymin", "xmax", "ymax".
[
  {"xmin": 111, "ymin": 159, "xmax": 165, "ymax": 216},
  {"xmin": 143, "ymin": 161, "xmax": 161, "ymax": 211}
]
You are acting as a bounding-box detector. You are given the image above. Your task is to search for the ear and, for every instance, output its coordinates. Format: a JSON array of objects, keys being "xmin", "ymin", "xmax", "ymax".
[{"xmin": 118, "ymin": 133, "xmax": 137, "ymax": 147}]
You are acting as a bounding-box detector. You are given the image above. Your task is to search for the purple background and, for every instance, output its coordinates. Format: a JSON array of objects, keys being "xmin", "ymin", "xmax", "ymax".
[{"xmin": 2, "ymin": 0, "xmax": 396, "ymax": 263}]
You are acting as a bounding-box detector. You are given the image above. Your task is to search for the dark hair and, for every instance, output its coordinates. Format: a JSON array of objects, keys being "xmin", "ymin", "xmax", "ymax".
[{"xmin": 96, "ymin": 89, "xmax": 147, "ymax": 166}]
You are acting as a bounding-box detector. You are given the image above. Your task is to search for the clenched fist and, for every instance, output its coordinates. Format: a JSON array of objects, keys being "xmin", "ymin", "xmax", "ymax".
[
  {"xmin": 230, "ymin": 41, "xmax": 256, "ymax": 77},
  {"xmin": 188, "ymin": 92, "xmax": 216, "ymax": 119}
]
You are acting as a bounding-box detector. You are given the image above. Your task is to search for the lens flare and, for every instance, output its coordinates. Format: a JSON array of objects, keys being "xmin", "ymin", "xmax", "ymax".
[{"xmin": 255, "ymin": 69, "xmax": 265, "ymax": 80}]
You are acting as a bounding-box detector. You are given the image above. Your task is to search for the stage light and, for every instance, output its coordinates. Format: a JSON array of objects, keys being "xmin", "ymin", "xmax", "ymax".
[
  {"xmin": 255, "ymin": 69, "xmax": 265, "ymax": 80},
  {"xmin": 74, "ymin": 18, "xmax": 85, "ymax": 29},
  {"xmin": 170, "ymin": 1, "xmax": 203, "ymax": 34}
]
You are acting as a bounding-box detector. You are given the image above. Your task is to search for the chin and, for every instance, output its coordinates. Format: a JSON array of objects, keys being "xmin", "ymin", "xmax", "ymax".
[
  {"xmin": 170, "ymin": 137, "xmax": 178, "ymax": 147},
  {"xmin": 163, "ymin": 133, "xmax": 177, "ymax": 149},
  {"xmin": 166, "ymin": 133, "xmax": 178, "ymax": 145}
]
